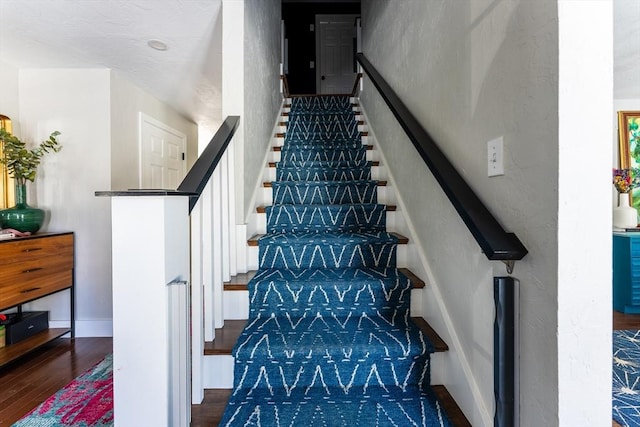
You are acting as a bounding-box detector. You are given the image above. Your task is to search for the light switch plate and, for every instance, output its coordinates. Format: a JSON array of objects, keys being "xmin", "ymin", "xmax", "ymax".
[{"xmin": 488, "ymin": 137, "xmax": 504, "ymax": 177}]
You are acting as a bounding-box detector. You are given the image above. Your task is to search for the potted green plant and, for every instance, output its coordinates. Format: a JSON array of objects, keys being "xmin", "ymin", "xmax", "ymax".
[{"xmin": 0, "ymin": 128, "xmax": 62, "ymax": 233}]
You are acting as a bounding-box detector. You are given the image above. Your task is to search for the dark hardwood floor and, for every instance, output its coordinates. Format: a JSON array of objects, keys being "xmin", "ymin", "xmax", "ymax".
[
  {"xmin": 0, "ymin": 337, "xmax": 112, "ymax": 426},
  {"xmin": 614, "ymin": 310, "xmax": 640, "ymax": 330}
]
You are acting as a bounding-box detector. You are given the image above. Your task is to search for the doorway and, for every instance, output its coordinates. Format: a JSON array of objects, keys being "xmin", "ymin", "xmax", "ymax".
[
  {"xmin": 139, "ymin": 113, "xmax": 187, "ymax": 190},
  {"xmin": 315, "ymin": 14, "xmax": 359, "ymax": 94}
]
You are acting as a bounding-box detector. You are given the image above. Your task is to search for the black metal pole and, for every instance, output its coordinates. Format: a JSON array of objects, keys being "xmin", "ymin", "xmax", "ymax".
[{"xmin": 494, "ymin": 276, "xmax": 517, "ymax": 427}]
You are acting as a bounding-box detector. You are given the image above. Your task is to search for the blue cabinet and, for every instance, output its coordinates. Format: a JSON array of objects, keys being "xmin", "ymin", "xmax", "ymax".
[{"xmin": 613, "ymin": 233, "xmax": 640, "ymax": 313}]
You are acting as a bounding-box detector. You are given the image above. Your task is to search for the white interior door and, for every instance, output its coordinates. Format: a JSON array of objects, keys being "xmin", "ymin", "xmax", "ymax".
[
  {"xmin": 316, "ymin": 14, "xmax": 358, "ymax": 94},
  {"xmin": 140, "ymin": 113, "xmax": 187, "ymax": 189}
]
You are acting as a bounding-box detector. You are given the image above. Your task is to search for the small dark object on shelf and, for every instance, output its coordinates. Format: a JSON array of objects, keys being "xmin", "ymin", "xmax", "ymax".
[{"xmin": 5, "ymin": 311, "xmax": 49, "ymax": 345}]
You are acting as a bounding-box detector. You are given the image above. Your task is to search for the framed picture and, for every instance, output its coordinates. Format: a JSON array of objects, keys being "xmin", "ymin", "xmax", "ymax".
[
  {"xmin": 619, "ymin": 111, "xmax": 640, "ymax": 210},
  {"xmin": 0, "ymin": 115, "xmax": 12, "ymax": 210}
]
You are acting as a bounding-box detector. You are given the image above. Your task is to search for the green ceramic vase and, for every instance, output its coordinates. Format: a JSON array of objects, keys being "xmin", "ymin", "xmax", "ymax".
[{"xmin": 0, "ymin": 183, "xmax": 45, "ymax": 233}]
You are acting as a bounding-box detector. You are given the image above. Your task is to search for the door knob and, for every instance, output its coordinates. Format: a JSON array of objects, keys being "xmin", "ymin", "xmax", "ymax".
[{"xmin": 321, "ymin": 76, "xmax": 326, "ymax": 80}]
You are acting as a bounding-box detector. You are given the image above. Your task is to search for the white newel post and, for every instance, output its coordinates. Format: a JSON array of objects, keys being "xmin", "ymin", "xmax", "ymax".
[{"xmin": 109, "ymin": 194, "xmax": 191, "ymax": 427}]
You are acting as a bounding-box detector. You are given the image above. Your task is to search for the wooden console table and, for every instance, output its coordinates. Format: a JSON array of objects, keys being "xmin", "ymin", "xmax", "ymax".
[{"xmin": 0, "ymin": 232, "xmax": 74, "ymax": 367}]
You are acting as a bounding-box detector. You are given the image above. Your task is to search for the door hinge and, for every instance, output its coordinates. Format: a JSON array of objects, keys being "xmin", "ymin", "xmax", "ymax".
[{"xmin": 182, "ymin": 152, "xmax": 185, "ymax": 161}]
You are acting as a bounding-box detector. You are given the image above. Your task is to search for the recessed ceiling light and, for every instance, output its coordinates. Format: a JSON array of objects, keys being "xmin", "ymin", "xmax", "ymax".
[{"xmin": 147, "ymin": 39, "xmax": 168, "ymax": 51}]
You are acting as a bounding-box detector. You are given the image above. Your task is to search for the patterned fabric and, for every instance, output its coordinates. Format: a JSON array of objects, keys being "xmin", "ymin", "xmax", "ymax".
[
  {"xmin": 613, "ymin": 330, "xmax": 640, "ymax": 426},
  {"xmin": 278, "ymin": 146, "xmax": 367, "ymax": 163},
  {"xmin": 221, "ymin": 95, "xmax": 451, "ymax": 426},
  {"xmin": 276, "ymin": 165, "xmax": 372, "ymax": 182},
  {"xmin": 12, "ymin": 354, "xmax": 113, "ymax": 427},
  {"xmin": 266, "ymin": 204, "xmax": 386, "ymax": 233},
  {"xmin": 272, "ymin": 181, "xmax": 378, "ymax": 205},
  {"xmin": 289, "ymin": 96, "xmax": 354, "ymax": 113}
]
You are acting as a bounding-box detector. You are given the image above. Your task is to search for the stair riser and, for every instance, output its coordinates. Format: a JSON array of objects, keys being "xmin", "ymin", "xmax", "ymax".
[
  {"xmin": 265, "ymin": 164, "xmax": 381, "ymax": 186},
  {"xmin": 289, "ymin": 97, "xmax": 355, "ymax": 113},
  {"xmin": 255, "ymin": 208, "xmax": 394, "ymax": 235},
  {"xmin": 285, "ymin": 112, "xmax": 359, "ymax": 123},
  {"xmin": 285, "ymin": 123, "xmax": 361, "ymax": 141},
  {"xmin": 223, "ymin": 288, "xmax": 424, "ymax": 321},
  {"xmin": 248, "ymin": 277, "xmax": 411, "ymax": 316},
  {"xmin": 259, "ymin": 243, "xmax": 397, "ymax": 269},
  {"xmin": 275, "ymin": 134, "xmax": 368, "ymax": 145},
  {"xmin": 202, "ymin": 332, "xmax": 442, "ymax": 389},
  {"xmin": 266, "ymin": 204, "xmax": 387, "ymax": 233},
  {"xmin": 276, "ymin": 167, "xmax": 372, "ymax": 182},
  {"xmin": 247, "ymin": 241, "xmax": 407, "ymax": 270},
  {"xmin": 277, "ymin": 147, "xmax": 367, "ymax": 164},
  {"xmin": 271, "ymin": 149, "xmax": 374, "ymax": 164},
  {"xmin": 231, "ymin": 357, "xmax": 431, "ymax": 394},
  {"xmin": 271, "ymin": 182, "xmax": 378, "ymax": 205}
]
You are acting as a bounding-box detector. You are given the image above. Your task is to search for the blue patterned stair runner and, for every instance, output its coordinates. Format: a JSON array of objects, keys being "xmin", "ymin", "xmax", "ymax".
[{"xmin": 220, "ymin": 95, "xmax": 451, "ymax": 426}]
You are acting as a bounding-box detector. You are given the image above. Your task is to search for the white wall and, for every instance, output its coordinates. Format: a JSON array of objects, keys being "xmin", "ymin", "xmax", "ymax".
[
  {"xmin": 0, "ymin": 60, "xmax": 20, "ymax": 128},
  {"xmin": 8, "ymin": 68, "xmax": 199, "ymax": 338},
  {"xmin": 110, "ymin": 71, "xmax": 199, "ymax": 190},
  {"xmin": 18, "ymin": 69, "xmax": 113, "ymax": 337},
  {"xmin": 360, "ymin": 1, "xmax": 611, "ymax": 425},
  {"xmin": 557, "ymin": 2, "xmax": 612, "ymax": 425},
  {"xmin": 242, "ymin": 0, "xmax": 282, "ymax": 219}
]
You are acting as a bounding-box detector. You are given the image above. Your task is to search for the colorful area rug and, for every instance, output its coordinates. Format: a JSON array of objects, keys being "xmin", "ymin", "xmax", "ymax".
[
  {"xmin": 219, "ymin": 95, "xmax": 451, "ymax": 426},
  {"xmin": 614, "ymin": 330, "xmax": 640, "ymax": 427},
  {"xmin": 12, "ymin": 354, "xmax": 113, "ymax": 427}
]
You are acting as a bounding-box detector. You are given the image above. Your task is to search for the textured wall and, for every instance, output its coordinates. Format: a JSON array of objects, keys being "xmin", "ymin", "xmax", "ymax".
[
  {"xmin": 243, "ymin": 0, "xmax": 282, "ymax": 219},
  {"xmin": 0, "ymin": 60, "xmax": 19, "ymax": 125},
  {"xmin": 110, "ymin": 71, "xmax": 199, "ymax": 191},
  {"xmin": 360, "ymin": 1, "xmax": 560, "ymax": 425}
]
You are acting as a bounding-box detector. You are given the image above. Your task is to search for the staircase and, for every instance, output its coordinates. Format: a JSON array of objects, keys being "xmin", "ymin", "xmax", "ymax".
[{"xmin": 214, "ymin": 95, "xmax": 470, "ymax": 426}]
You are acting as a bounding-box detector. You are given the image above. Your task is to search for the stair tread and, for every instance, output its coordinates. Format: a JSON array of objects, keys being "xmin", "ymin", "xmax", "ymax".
[
  {"xmin": 223, "ymin": 271, "xmax": 257, "ymax": 290},
  {"xmin": 270, "ymin": 160, "xmax": 380, "ymax": 167},
  {"xmin": 224, "ymin": 267, "xmax": 425, "ymax": 291},
  {"xmin": 411, "ymin": 317, "xmax": 449, "ymax": 352},
  {"xmin": 204, "ymin": 320, "xmax": 246, "ymax": 355},
  {"xmin": 398, "ymin": 267, "xmax": 425, "ymax": 288},
  {"xmin": 219, "ymin": 386, "xmax": 454, "ymax": 426},
  {"xmin": 432, "ymin": 385, "xmax": 472, "ymax": 427},
  {"xmin": 256, "ymin": 204, "xmax": 397, "ymax": 213},
  {"xmin": 264, "ymin": 180, "xmax": 387, "ymax": 187},
  {"xmin": 205, "ymin": 316, "xmax": 446, "ymax": 355},
  {"xmin": 202, "ymin": 386, "xmax": 469, "ymax": 427},
  {"xmin": 273, "ymin": 144, "xmax": 372, "ymax": 151},
  {"xmin": 248, "ymin": 231, "xmax": 408, "ymax": 246}
]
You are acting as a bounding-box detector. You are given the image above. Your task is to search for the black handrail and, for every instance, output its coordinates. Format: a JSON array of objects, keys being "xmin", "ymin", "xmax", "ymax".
[
  {"xmin": 177, "ymin": 116, "xmax": 240, "ymax": 213},
  {"xmin": 356, "ymin": 53, "xmax": 527, "ymax": 261}
]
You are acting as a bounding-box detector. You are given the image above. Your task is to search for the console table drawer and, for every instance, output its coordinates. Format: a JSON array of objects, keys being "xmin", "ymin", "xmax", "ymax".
[
  {"xmin": 0, "ymin": 232, "xmax": 75, "ymax": 368},
  {"xmin": 0, "ymin": 234, "xmax": 73, "ymax": 265},
  {"xmin": 0, "ymin": 270, "xmax": 72, "ymax": 308}
]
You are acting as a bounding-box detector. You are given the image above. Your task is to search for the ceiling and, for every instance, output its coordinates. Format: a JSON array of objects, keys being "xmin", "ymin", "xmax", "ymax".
[
  {"xmin": 0, "ymin": 0, "xmax": 638, "ymax": 135},
  {"xmin": 0, "ymin": 0, "xmax": 223, "ymax": 133}
]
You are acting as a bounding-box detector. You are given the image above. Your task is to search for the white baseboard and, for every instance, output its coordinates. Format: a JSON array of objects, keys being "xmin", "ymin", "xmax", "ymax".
[{"xmin": 50, "ymin": 320, "xmax": 113, "ymax": 337}]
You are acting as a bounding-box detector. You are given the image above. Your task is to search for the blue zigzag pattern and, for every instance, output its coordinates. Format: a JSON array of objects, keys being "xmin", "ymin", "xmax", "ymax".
[
  {"xmin": 221, "ymin": 95, "xmax": 451, "ymax": 426},
  {"xmin": 279, "ymin": 146, "xmax": 367, "ymax": 163},
  {"xmin": 276, "ymin": 165, "xmax": 372, "ymax": 182},
  {"xmin": 266, "ymin": 204, "xmax": 386, "ymax": 233}
]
